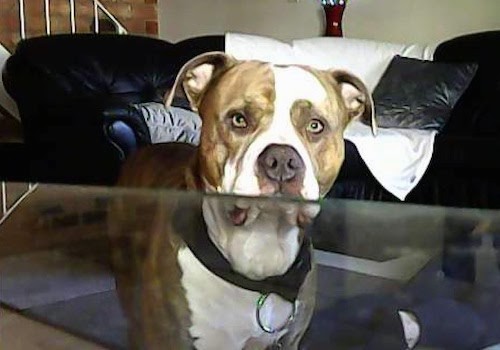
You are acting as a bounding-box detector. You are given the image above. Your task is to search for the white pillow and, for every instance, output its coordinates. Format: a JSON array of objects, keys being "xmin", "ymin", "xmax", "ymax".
[
  {"xmin": 225, "ymin": 32, "xmax": 436, "ymax": 92},
  {"xmin": 225, "ymin": 32, "xmax": 296, "ymax": 65},
  {"xmin": 292, "ymin": 37, "xmax": 435, "ymax": 91}
]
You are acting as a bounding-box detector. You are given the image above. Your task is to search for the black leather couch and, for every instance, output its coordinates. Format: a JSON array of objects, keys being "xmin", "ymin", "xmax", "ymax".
[
  {"xmin": 2, "ymin": 32, "xmax": 500, "ymax": 208},
  {"xmin": 2, "ymin": 34, "xmax": 225, "ymax": 185}
]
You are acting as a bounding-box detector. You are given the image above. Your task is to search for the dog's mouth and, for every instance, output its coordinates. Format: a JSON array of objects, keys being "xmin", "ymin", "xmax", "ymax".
[
  {"xmin": 226, "ymin": 199, "xmax": 320, "ymax": 229},
  {"xmin": 226, "ymin": 199, "xmax": 259, "ymax": 227},
  {"xmin": 228, "ymin": 205, "xmax": 249, "ymax": 226}
]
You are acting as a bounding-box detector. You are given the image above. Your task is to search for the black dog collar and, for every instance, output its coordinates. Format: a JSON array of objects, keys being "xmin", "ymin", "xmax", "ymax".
[{"xmin": 176, "ymin": 199, "xmax": 312, "ymax": 303}]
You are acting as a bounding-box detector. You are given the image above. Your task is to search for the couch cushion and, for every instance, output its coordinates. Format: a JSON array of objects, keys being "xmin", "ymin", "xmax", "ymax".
[{"xmin": 372, "ymin": 55, "xmax": 477, "ymax": 131}]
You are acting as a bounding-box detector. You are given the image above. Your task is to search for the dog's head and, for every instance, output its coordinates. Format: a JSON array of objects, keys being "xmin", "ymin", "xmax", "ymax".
[{"xmin": 167, "ymin": 52, "xmax": 375, "ymax": 279}]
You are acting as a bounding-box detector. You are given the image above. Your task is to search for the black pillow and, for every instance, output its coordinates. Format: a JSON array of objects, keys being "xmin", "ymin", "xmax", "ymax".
[{"xmin": 371, "ymin": 55, "xmax": 478, "ymax": 131}]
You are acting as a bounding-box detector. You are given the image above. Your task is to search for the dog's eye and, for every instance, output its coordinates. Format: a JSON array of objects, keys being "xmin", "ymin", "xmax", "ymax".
[
  {"xmin": 231, "ymin": 113, "xmax": 248, "ymax": 129},
  {"xmin": 306, "ymin": 119, "xmax": 324, "ymax": 134}
]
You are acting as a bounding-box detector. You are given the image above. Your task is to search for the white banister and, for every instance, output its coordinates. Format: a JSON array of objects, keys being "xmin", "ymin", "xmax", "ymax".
[
  {"xmin": 93, "ymin": 0, "xmax": 99, "ymax": 33},
  {"xmin": 0, "ymin": 183, "xmax": 39, "ymax": 227},
  {"xmin": 17, "ymin": 0, "xmax": 128, "ymax": 39},
  {"xmin": 18, "ymin": 0, "xmax": 26, "ymax": 39},
  {"xmin": 94, "ymin": 0, "xmax": 128, "ymax": 34},
  {"xmin": 69, "ymin": 0, "xmax": 77, "ymax": 33},
  {"xmin": 44, "ymin": 0, "xmax": 51, "ymax": 35}
]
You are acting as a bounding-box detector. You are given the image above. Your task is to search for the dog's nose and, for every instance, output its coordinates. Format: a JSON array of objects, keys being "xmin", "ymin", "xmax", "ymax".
[{"xmin": 257, "ymin": 144, "xmax": 305, "ymax": 183}]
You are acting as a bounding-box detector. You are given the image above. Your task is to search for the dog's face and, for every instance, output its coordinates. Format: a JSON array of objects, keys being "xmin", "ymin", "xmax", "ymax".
[{"xmin": 167, "ymin": 52, "xmax": 374, "ymax": 279}]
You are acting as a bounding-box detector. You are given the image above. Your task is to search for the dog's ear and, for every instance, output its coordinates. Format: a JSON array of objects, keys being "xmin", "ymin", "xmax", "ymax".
[
  {"xmin": 165, "ymin": 52, "xmax": 236, "ymax": 112},
  {"xmin": 331, "ymin": 70, "xmax": 377, "ymax": 136}
]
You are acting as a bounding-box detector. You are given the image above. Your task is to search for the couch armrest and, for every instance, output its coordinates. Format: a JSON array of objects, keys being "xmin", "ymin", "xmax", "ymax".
[
  {"xmin": 103, "ymin": 102, "xmax": 152, "ymax": 151},
  {"xmin": 22, "ymin": 99, "xmax": 142, "ymax": 186}
]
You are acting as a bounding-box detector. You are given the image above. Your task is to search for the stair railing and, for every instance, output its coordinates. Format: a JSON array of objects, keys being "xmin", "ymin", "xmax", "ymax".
[{"xmin": 18, "ymin": 0, "xmax": 128, "ymax": 39}]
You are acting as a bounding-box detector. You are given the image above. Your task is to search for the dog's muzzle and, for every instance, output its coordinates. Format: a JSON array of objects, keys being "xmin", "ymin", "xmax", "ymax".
[
  {"xmin": 257, "ymin": 144, "xmax": 305, "ymax": 197},
  {"xmin": 225, "ymin": 144, "xmax": 313, "ymax": 228}
]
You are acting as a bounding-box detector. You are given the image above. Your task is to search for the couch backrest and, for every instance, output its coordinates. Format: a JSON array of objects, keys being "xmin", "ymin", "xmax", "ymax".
[
  {"xmin": 4, "ymin": 34, "xmax": 175, "ymax": 106},
  {"xmin": 3, "ymin": 34, "xmax": 224, "ymax": 106},
  {"xmin": 2, "ymin": 34, "xmax": 224, "ymax": 137},
  {"xmin": 225, "ymin": 33, "xmax": 435, "ymax": 92},
  {"xmin": 434, "ymin": 30, "xmax": 500, "ymax": 136}
]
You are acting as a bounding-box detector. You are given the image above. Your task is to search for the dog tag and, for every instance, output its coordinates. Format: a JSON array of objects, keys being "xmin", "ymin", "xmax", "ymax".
[{"xmin": 256, "ymin": 293, "xmax": 296, "ymax": 334}]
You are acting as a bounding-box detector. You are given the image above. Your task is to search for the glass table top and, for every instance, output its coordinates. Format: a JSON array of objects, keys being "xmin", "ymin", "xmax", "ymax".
[{"xmin": 0, "ymin": 182, "xmax": 499, "ymax": 349}]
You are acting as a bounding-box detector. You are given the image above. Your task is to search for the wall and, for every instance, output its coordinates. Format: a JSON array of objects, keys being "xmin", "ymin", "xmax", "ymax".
[
  {"xmin": 0, "ymin": 0, "xmax": 158, "ymax": 52},
  {"xmin": 158, "ymin": 0, "xmax": 324, "ymax": 43},
  {"xmin": 158, "ymin": 0, "xmax": 500, "ymax": 45},
  {"xmin": 344, "ymin": 0, "xmax": 500, "ymax": 45}
]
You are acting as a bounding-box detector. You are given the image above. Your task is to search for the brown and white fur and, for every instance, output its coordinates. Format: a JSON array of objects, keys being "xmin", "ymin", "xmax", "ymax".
[{"xmin": 110, "ymin": 52, "xmax": 375, "ymax": 350}]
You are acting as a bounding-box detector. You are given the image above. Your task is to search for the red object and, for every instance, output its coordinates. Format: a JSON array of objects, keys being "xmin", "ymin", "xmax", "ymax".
[{"xmin": 323, "ymin": 4, "xmax": 346, "ymax": 37}]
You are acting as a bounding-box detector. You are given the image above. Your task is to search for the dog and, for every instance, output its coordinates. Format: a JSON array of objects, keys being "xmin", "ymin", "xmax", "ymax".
[{"xmin": 109, "ymin": 52, "xmax": 375, "ymax": 350}]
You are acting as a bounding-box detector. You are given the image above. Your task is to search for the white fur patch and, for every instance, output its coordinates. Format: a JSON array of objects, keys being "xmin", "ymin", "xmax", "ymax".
[
  {"xmin": 202, "ymin": 197, "xmax": 301, "ymax": 280},
  {"xmin": 221, "ymin": 65, "xmax": 326, "ymax": 201},
  {"xmin": 178, "ymin": 246, "xmax": 294, "ymax": 350}
]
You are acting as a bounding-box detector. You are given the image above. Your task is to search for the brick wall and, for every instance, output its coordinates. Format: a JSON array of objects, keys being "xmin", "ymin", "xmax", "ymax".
[{"xmin": 0, "ymin": 0, "xmax": 158, "ymax": 52}]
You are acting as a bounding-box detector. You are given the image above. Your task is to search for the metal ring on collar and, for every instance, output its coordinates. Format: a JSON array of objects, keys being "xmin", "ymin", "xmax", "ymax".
[{"xmin": 256, "ymin": 293, "xmax": 296, "ymax": 334}]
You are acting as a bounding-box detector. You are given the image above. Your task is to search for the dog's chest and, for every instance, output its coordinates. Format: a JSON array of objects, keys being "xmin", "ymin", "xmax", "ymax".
[{"xmin": 177, "ymin": 246, "xmax": 293, "ymax": 350}]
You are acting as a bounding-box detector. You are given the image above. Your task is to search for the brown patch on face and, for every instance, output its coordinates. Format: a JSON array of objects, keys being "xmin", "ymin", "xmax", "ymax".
[
  {"xmin": 195, "ymin": 61, "xmax": 276, "ymax": 189},
  {"xmin": 289, "ymin": 67, "xmax": 351, "ymax": 196}
]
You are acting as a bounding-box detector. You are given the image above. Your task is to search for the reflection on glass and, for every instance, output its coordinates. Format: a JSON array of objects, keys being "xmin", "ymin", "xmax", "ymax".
[{"xmin": 0, "ymin": 183, "xmax": 499, "ymax": 350}]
